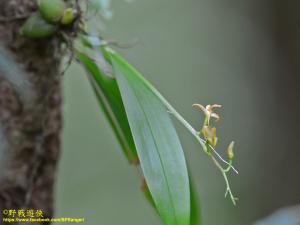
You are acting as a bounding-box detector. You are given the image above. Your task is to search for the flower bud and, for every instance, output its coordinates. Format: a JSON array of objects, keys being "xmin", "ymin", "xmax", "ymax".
[{"xmin": 227, "ymin": 141, "xmax": 235, "ymax": 160}]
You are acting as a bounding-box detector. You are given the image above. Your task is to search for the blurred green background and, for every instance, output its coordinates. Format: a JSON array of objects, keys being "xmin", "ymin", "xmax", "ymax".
[{"xmin": 56, "ymin": 0, "xmax": 300, "ymax": 225}]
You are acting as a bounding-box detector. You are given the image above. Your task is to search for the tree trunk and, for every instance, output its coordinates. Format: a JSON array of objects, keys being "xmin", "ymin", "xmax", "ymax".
[{"xmin": 0, "ymin": 0, "xmax": 63, "ymax": 224}]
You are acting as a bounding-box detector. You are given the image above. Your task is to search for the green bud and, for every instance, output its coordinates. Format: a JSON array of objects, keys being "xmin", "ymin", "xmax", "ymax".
[
  {"xmin": 38, "ymin": 0, "xmax": 65, "ymax": 23},
  {"xmin": 227, "ymin": 141, "xmax": 235, "ymax": 160},
  {"xmin": 20, "ymin": 13, "xmax": 57, "ymax": 39},
  {"xmin": 61, "ymin": 8, "xmax": 76, "ymax": 25}
]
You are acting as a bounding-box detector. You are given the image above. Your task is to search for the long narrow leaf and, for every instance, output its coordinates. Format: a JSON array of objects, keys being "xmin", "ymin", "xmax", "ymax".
[
  {"xmin": 109, "ymin": 50, "xmax": 190, "ymax": 225},
  {"xmin": 190, "ymin": 177, "xmax": 201, "ymax": 225},
  {"xmin": 76, "ymin": 51, "xmax": 138, "ymax": 164},
  {"xmin": 143, "ymin": 174, "xmax": 201, "ymax": 225}
]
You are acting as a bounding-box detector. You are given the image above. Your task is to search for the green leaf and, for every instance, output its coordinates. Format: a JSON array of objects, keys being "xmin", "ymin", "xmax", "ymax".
[
  {"xmin": 109, "ymin": 49, "xmax": 190, "ymax": 225},
  {"xmin": 143, "ymin": 174, "xmax": 201, "ymax": 225},
  {"xmin": 76, "ymin": 50, "xmax": 138, "ymax": 164},
  {"xmin": 190, "ymin": 177, "xmax": 201, "ymax": 225}
]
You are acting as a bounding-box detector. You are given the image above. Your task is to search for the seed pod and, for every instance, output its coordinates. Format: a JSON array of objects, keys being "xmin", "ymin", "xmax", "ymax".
[
  {"xmin": 20, "ymin": 13, "xmax": 57, "ymax": 39},
  {"xmin": 38, "ymin": 0, "xmax": 65, "ymax": 23},
  {"xmin": 61, "ymin": 8, "xmax": 76, "ymax": 25}
]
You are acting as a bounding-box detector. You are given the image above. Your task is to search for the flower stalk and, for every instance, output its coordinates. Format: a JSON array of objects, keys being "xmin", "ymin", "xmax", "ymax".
[{"xmin": 193, "ymin": 103, "xmax": 238, "ymax": 205}]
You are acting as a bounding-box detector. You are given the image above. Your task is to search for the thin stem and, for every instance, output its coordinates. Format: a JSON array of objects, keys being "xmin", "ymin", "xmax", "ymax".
[
  {"xmin": 211, "ymin": 156, "xmax": 237, "ymax": 205},
  {"xmin": 209, "ymin": 145, "xmax": 238, "ymax": 174},
  {"xmin": 224, "ymin": 160, "xmax": 233, "ymax": 173},
  {"xmin": 145, "ymin": 86, "xmax": 205, "ymax": 146}
]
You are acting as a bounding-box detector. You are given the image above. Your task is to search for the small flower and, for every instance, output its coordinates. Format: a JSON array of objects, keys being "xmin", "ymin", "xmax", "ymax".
[
  {"xmin": 193, "ymin": 103, "xmax": 222, "ymax": 122},
  {"xmin": 202, "ymin": 125, "xmax": 218, "ymax": 147}
]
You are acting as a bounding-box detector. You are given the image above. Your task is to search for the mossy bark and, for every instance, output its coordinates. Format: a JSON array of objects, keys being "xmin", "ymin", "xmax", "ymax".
[{"xmin": 0, "ymin": 0, "xmax": 63, "ymax": 224}]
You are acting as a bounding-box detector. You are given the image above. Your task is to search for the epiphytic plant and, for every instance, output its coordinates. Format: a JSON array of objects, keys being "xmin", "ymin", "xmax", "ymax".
[{"xmin": 2, "ymin": 0, "xmax": 239, "ymax": 224}]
